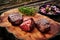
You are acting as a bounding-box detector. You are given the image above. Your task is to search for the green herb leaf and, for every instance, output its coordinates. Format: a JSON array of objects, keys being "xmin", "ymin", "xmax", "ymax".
[{"xmin": 18, "ymin": 6, "xmax": 36, "ymax": 16}]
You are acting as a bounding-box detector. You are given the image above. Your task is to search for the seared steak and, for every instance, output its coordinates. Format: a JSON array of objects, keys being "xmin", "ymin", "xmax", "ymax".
[
  {"xmin": 36, "ymin": 19, "xmax": 50, "ymax": 33},
  {"xmin": 8, "ymin": 13, "xmax": 23, "ymax": 26},
  {"xmin": 20, "ymin": 18, "xmax": 35, "ymax": 32}
]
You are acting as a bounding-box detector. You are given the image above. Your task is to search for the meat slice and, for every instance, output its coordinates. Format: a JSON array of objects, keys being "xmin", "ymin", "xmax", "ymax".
[
  {"xmin": 36, "ymin": 19, "xmax": 50, "ymax": 33},
  {"xmin": 8, "ymin": 13, "xmax": 23, "ymax": 26},
  {"xmin": 20, "ymin": 18, "xmax": 35, "ymax": 32}
]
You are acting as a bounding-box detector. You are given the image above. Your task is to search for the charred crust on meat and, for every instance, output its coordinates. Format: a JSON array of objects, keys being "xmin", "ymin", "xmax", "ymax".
[
  {"xmin": 36, "ymin": 19, "xmax": 50, "ymax": 33},
  {"xmin": 8, "ymin": 13, "xmax": 23, "ymax": 26},
  {"xmin": 20, "ymin": 18, "xmax": 35, "ymax": 32}
]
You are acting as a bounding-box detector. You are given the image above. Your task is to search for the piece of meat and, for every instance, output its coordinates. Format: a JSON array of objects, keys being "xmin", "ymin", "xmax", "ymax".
[
  {"xmin": 8, "ymin": 13, "xmax": 23, "ymax": 26},
  {"xmin": 36, "ymin": 19, "xmax": 50, "ymax": 33},
  {"xmin": 20, "ymin": 18, "xmax": 35, "ymax": 32}
]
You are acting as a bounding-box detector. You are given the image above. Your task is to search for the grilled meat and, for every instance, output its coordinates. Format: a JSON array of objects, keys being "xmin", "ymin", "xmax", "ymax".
[
  {"xmin": 36, "ymin": 19, "xmax": 50, "ymax": 33},
  {"xmin": 8, "ymin": 13, "xmax": 23, "ymax": 26},
  {"xmin": 20, "ymin": 18, "xmax": 35, "ymax": 32}
]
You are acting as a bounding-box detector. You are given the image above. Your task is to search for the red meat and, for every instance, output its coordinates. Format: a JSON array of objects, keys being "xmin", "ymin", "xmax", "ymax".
[
  {"xmin": 20, "ymin": 18, "xmax": 35, "ymax": 32},
  {"xmin": 8, "ymin": 13, "xmax": 23, "ymax": 26}
]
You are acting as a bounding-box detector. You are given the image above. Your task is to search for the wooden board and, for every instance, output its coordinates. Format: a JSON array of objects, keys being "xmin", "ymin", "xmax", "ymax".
[{"xmin": 0, "ymin": 8, "xmax": 60, "ymax": 40}]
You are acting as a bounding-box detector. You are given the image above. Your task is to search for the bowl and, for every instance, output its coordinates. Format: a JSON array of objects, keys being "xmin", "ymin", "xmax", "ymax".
[{"xmin": 38, "ymin": 4, "xmax": 60, "ymax": 18}]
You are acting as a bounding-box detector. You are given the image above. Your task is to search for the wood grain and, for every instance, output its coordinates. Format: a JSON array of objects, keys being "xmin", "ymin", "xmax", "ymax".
[{"xmin": 0, "ymin": 8, "xmax": 60, "ymax": 40}]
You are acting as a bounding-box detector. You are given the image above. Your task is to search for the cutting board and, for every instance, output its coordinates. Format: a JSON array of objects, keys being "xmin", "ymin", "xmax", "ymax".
[{"xmin": 0, "ymin": 8, "xmax": 60, "ymax": 40}]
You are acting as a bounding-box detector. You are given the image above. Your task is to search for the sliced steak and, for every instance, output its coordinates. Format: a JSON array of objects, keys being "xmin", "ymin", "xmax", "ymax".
[
  {"xmin": 20, "ymin": 18, "xmax": 35, "ymax": 32},
  {"xmin": 36, "ymin": 19, "xmax": 50, "ymax": 33},
  {"xmin": 8, "ymin": 13, "xmax": 23, "ymax": 26}
]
